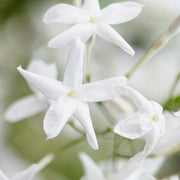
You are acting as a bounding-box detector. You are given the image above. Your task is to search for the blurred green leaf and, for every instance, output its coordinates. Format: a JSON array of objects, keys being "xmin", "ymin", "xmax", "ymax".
[{"xmin": 163, "ymin": 96, "xmax": 180, "ymax": 111}]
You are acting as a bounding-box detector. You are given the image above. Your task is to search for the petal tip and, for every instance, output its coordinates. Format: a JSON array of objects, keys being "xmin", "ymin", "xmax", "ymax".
[
  {"xmin": 130, "ymin": 50, "xmax": 135, "ymax": 57},
  {"xmin": 45, "ymin": 136, "xmax": 52, "ymax": 141},
  {"xmin": 42, "ymin": 15, "xmax": 48, "ymax": 24},
  {"xmin": 113, "ymin": 126, "xmax": 119, "ymax": 135},
  {"xmin": 48, "ymin": 40, "xmax": 56, "ymax": 48},
  {"xmin": 90, "ymin": 139, "xmax": 99, "ymax": 150},
  {"xmin": 17, "ymin": 65, "xmax": 22, "ymax": 71},
  {"xmin": 45, "ymin": 131, "xmax": 58, "ymax": 140},
  {"xmin": 93, "ymin": 144, "xmax": 99, "ymax": 150}
]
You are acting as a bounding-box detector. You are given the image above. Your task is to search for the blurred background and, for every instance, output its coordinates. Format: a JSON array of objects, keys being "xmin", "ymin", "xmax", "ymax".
[{"xmin": 0, "ymin": 0, "xmax": 180, "ymax": 179}]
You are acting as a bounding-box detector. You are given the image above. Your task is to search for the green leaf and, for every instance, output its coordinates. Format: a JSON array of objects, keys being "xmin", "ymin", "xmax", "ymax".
[{"xmin": 163, "ymin": 96, "xmax": 180, "ymax": 111}]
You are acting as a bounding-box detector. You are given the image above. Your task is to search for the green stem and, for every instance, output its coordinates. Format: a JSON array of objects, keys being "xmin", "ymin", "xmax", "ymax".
[
  {"xmin": 115, "ymin": 153, "xmax": 132, "ymax": 159},
  {"xmin": 34, "ymin": 127, "xmax": 112, "ymax": 174},
  {"xmin": 54, "ymin": 137, "xmax": 85, "ymax": 157},
  {"xmin": 68, "ymin": 119, "xmax": 85, "ymax": 135},
  {"xmin": 53, "ymin": 127, "xmax": 112, "ymax": 158},
  {"xmin": 169, "ymin": 72, "xmax": 180, "ymax": 98},
  {"xmin": 126, "ymin": 15, "xmax": 180, "ymax": 78},
  {"xmin": 96, "ymin": 102, "xmax": 115, "ymax": 125},
  {"xmin": 112, "ymin": 134, "xmax": 117, "ymax": 159},
  {"xmin": 112, "ymin": 134, "xmax": 118, "ymax": 170},
  {"xmin": 36, "ymin": 154, "xmax": 55, "ymax": 173},
  {"xmin": 86, "ymin": 34, "xmax": 96, "ymax": 82},
  {"xmin": 126, "ymin": 48, "xmax": 154, "ymax": 78},
  {"xmin": 73, "ymin": 0, "xmax": 81, "ymax": 7}
]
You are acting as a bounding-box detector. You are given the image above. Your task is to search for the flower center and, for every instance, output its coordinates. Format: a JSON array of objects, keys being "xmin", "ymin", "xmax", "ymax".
[
  {"xmin": 89, "ymin": 16, "xmax": 93, "ymax": 23},
  {"xmin": 68, "ymin": 91, "xmax": 75, "ymax": 97},
  {"xmin": 152, "ymin": 115, "xmax": 156, "ymax": 121}
]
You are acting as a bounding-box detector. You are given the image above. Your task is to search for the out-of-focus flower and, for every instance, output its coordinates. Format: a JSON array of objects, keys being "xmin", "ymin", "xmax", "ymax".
[
  {"xmin": 79, "ymin": 152, "xmax": 158, "ymax": 180},
  {"xmin": 168, "ymin": 175, "xmax": 180, "ymax": 180},
  {"xmin": 43, "ymin": 0, "xmax": 143, "ymax": 56},
  {"xmin": 140, "ymin": 175, "xmax": 156, "ymax": 180},
  {"xmin": 17, "ymin": 39, "xmax": 127, "ymax": 150},
  {"xmin": 114, "ymin": 87, "xmax": 165, "ymax": 160},
  {"xmin": 145, "ymin": 174, "xmax": 180, "ymax": 180},
  {"xmin": 4, "ymin": 59, "xmax": 58, "ymax": 122},
  {"xmin": 174, "ymin": 111, "xmax": 180, "ymax": 117},
  {"xmin": 0, "ymin": 164, "xmax": 37, "ymax": 180}
]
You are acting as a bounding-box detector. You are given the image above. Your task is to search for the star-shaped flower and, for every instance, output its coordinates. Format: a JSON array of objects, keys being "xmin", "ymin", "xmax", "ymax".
[
  {"xmin": 4, "ymin": 60, "xmax": 57, "ymax": 122},
  {"xmin": 0, "ymin": 164, "xmax": 37, "ymax": 180},
  {"xmin": 114, "ymin": 87, "xmax": 165, "ymax": 160},
  {"xmin": 43, "ymin": 0, "xmax": 143, "ymax": 56},
  {"xmin": 17, "ymin": 39, "xmax": 127, "ymax": 149}
]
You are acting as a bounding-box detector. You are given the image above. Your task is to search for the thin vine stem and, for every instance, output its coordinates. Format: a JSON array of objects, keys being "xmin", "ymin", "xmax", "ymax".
[
  {"xmin": 126, "ymin": 15, "xmax": 180, "ymax": 78},
  {"xmin": 36, "ymin": 127, "xmax": 112, "ymax": 171},
  {"xmin": 96, "ymin": 102, "xmax": 116, "ymax": 125},
  {"xmin": 86, "ymin": 34, "xmax": 96, "ymax": 82}
]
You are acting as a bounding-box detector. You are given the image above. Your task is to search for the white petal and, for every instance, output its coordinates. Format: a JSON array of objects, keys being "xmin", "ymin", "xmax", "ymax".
[
  {"xmin": 98, "ymin": 2, "xmax": 143, "ymax": 24},
  {"xmin": 170, "ymin": 175, "xmax": 180, "ymax": 180},
  {"xmin": 76, "ymin": 76, "xmax": 127, "ymax": 102},
  {"xmin": 114, "ymin": 113, "xmax": 153, "ymax": 139},
  {"xmin": 79, "ymin": 152, "xmax": 105, "ymax": 180},
  {"xmin": 150, "ymin": 101, "xmax": 165, "ymax": 134},
  {"xmin": 174, "ymin": 111, "xmax": 180, "ymax": 117},
  {"xmin": 109, "ymin": 157, "xmax": 143, "ymax": 180},
  {"xmin": 151, "ymin": 101, "xmax": 163, "ymax": 115},
  {"xmin": 118, "ymin": 86, "xmax": 153, "ymax": 113},
  {"xmin": 27, "ymin": 59, "xmax": 58, "ymax": 80},
  {"xmin": 140, "ymin": 175, "xmax": 156, "ymax": 180},
  {"xmin": 17, "ymin": 66, "xmax": 67, "ymax": 100},
  {"xmin": 96, "ymin": 24, "xmax": 135, "ymax": 56},
  {"xmin": 44, "ymin": 96, "xmax": 78, "ymax": 139},
  {"xmin": 43, "ymin": 3, "xmax": 89, "ymax": 24},
  {"xmin": 144, "ymin": 126, "xmax": 160, "ymax": 156},
  {"xmin": 26, "ymin": 59, "xmax": 58, "ymax": 94},
  {"xmin": 0, "ymin": 170, "xmax": 8, "ymax": 180},
  {"xmin": 63, "ymin": 39, "xmax": 85, "ymax": 89},
  {"xmin": 12, "ymin": 164, "xmax": 37, "ymax": 180},
  {"xmin": 152, "ymin": 127, "xmax": 180, "ymax": 154},
  {"xmin": 133, "ymin": 125, "xmax": 160, "ymax": 161},
  {"xmin": 83, "ymin": 0, "xmax": 100, "ymax": 14},
  {"xmin": 4, "ymin": 95, "xmax": 48, "ymax": 122},
  {"xmin": 48, "ymin": 24, "xmax": 94, "ymax": 48},
  {"xmin": 74, "ymin": 102, "xmax": 98, "ymax": 150}
]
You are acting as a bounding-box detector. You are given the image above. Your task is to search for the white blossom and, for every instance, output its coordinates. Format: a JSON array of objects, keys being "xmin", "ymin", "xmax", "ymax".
[
  {"xmin": 152, "ymin": 111, "xmax": 180, "ymax": 155},
  {"xmin": 0, "ymin": 164, "xmax": 37, "ymax": 180},
  {"xmin": 114, "ymin": 86, "xmax": 165, "ymax": 160},
  {"xmin": 17, "ymin": 39, "xmax": 127, "ymax": 150},
  {"xmin": 4, "ymin": 60, "xmax": 57, "ymax": 122},
  {"xmin": 43, "ymin": 0, "xmax": 143, "ymax": 56}
]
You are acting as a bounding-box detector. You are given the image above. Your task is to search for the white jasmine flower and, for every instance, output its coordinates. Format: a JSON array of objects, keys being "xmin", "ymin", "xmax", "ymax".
[
  {"xmin": 114, "ymin": 87, "xmax": 165, "ymax": 160},
  {"xmin": 168, "ymin": 175, "xmax": 180, "ymax": 180},
  {"xmin": 43, "ymin": 0, "xmax": 143, "ymax": 56},
  {"xmin": 0, "ymin": 164, "xmax": 37, "ymax": 180},
  {"xmin": 152, "ymin": 111, "xmax": 180, "ymax": 155},
  {"xmin": 17, "ymin": 39, "xmax": 127, "ymax": 150},
  {"xmin": 79, "ymin": 152, "xmax": 155, "ymax": 180},
  {"xmin": 4, "ymin": 59, "xmax": 58, "ymax": 122}
]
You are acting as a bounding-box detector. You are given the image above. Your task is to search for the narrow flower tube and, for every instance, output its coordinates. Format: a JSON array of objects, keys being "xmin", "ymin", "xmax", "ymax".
[{"xmin": 127, "ymin": 14, "xmax": 180, "ymax": 78}]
